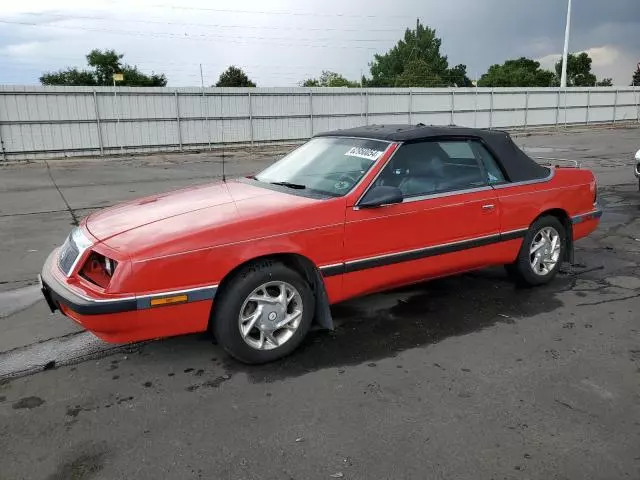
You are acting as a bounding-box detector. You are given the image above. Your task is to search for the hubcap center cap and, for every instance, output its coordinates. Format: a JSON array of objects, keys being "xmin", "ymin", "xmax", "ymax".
[{"xmin": 268, "ymin": 312, "xmax": 277, "ymax": 321}]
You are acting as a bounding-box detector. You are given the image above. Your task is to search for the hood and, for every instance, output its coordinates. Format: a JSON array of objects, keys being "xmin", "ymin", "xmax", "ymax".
[
  {"xmin": 86, "ymin": 181, "xmax": 241, "ymax": 241},
  {"xmin": 86, "ymin": 179, "xmax": 337, "ymax": 259}
]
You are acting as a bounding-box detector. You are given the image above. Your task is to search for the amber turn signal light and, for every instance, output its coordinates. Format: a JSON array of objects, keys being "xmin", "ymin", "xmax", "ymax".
[{"xmin": 150, "ymin": 295, "xmax": 188, "ymax": 307}]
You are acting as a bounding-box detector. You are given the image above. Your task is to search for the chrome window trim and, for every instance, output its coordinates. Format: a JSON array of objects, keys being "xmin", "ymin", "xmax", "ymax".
[
  {"xmin": 492, "ymin": 168, "xmax": 555, "ymax": 189},
  {"xmin": 399, "ymin": 185, "xmax": 494, "ymax": 204}
]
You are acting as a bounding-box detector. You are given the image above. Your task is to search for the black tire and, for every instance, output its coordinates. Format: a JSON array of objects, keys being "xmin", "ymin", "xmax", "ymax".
[
  {"xmin": 507, "ymin": 215, "xmax": 566, "ymax": 287},
  {"xmin": 212, "ymin": 260, "xmax": 315, "ymax": 364}
]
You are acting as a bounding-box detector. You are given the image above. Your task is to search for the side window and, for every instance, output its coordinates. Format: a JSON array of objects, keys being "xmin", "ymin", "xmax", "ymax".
[
  {"xmin": 376, "ymin": 140, "xmax": 492, "ymax": 198},
  {"xmin": 470, "ymin": 142, "xmax": 506, "ymax": 184}
]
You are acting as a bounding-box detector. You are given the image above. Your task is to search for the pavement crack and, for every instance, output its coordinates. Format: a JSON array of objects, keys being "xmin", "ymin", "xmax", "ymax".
[
  {"xmin": 44, "ymin": 160, "xmax": 79, "ymax": 226},
  {"xmin": 576, "ymin": 292, "xmax": 640, "ymax": 306}
]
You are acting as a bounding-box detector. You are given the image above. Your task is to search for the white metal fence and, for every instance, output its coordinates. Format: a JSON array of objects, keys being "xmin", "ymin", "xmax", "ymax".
[{"xmin": 0, "ymin": 85, "xmax": 639, "ymax": 160}]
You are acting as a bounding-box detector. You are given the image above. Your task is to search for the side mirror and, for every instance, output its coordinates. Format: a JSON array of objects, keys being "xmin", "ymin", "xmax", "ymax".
[{"xmin": 358, "ymin": 186, "xmax": 403, "ymax": 208}]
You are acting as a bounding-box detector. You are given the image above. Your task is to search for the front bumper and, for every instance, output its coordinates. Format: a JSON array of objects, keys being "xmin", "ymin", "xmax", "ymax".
[
  {"xmin": 39, "ymin": 249, "xmax": 217, "ymax": 343},
  {"xmin": 40, "ymin": 250, "xmax": 136, "ymax": 316}
]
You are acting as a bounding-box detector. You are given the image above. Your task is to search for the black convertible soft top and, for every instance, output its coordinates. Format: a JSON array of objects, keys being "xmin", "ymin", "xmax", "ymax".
[{"xmin": 313, "ymin": 124, "xmax": 550, "ymax": 183}]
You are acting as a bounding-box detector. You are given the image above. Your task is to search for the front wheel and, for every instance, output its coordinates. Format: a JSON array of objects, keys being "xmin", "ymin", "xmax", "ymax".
[
  {"xmin": 212, "ymin": 260, "xmax": 315, "ymax": 364},
  {"xmin": 506, "ymin": 216, "xmax": 566, "ymax": 287}
]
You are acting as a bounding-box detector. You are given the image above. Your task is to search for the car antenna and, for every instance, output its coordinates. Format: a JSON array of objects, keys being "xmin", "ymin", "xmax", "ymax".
[
  {"xmin": 222, "ymin": 146, "xmax": 226, "ymax": 182},
  {"xmin": 221, "ymin": 100, "xmax": 226, "ymax": 183}
]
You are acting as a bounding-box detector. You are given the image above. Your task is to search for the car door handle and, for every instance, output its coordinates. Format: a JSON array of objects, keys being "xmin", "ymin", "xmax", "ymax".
[{"xmin": 481, "ymin": 204, "xmax": 495, "ymax": 210}]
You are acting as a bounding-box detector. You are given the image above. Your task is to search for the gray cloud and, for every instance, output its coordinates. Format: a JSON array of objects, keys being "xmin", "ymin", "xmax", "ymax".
[{"xmin": 0, "ymin": 0, "xmax": 638, "ymax": 86}]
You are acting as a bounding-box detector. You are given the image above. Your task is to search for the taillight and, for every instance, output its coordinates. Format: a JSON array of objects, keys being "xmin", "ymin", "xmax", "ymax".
[{"xmin": 80, "ymin": 252, "xmax": 117, "ymax": 288}]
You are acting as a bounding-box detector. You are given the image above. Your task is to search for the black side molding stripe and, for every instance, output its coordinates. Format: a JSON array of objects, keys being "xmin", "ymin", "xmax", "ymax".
[
  {"xmin": 135, "ymin": 287, "xmax": 218, "ymax": 310},
  {"xmin": 47, "ymin": 289, "xmax": 138, "ymax": 315},
  {"xmin": 45, "ymin": 285, "xmax": 219, "ymax": 316},
  {"xmin": 571, "ymin": 208, "xmax": 603, "ymax": 225},
  {"xmin": 320, "ymin": 229, "xmax": 528, "ymax": 277},
  {"xmin": 319, "ymin": 264, "xmax": 346, "ymax": 277},
  {"xmin": 501, "ymin": 228, "xmax": 529, "ymax": 241}
]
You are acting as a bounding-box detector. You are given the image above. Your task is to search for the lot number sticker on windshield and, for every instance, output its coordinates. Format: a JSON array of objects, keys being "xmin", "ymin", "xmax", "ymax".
[{"xmin": 344, "ymin": 146, "xmax": 384, "ymax": 161}]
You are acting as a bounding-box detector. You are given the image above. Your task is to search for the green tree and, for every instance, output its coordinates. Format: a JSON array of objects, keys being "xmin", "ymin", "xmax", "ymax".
[
  {"xmin": 555, "ymin": 52, "xmax": 597, "ymax": 87},
  {"xmin": 40, "ymin": 49, "xmax": 167, "ymax": 86},
  {"xmin": 631, "ymin": 65, "xmax": 640, "ymax": 86},
  {"xmin": 447, "ymin": 64, "xmax": 473, "ymax": 87},
  {"xmin": 394, "ymin": 59, "xmax": 442, "ymax": 87},
  {"xmin": 478, "ymin": 57, "xmax": 556, "ymax": 87},
  {"xmin": 39, "ymin": 69, "xmax": 98, "ymax": 86},
  {"xmin": 302, "ymin": 70, "xmax": 359, "ymax": 87},
  {"xmin": 596, "ymin": 78, "xmax": 613, "ymax": 87},
  {"xmin": 215, "ymin": 66, "xmax": 256, "ymax": 87},
  {"xmin": 366, "ymin": 20, "xmax": 469, "ymax": 87}
]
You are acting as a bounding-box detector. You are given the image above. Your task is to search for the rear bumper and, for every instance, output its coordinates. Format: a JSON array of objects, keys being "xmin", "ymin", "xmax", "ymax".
[
  {"xmin": 571, "ymin": 208, "xmax": 602, "ymax": 242},
  {"xmin": 571, "ymin": 208, "xmax": 603, "ymax": 225},
  {"xmin": 39, "ymin": 250, "xmax": 215, "ymax": 343}
]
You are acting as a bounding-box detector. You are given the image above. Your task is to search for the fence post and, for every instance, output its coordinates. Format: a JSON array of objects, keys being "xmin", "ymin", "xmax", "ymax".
[
  {"xmin": 564, "ymin": 90, "xmax": 568, "ymax": 128},
  {"xmin": 309, "ymin": 90, "xmax": 314, "ymax": 136},
  {"xmin": 450, "ymin": 90, "xmax": 455, "ymax": 125},
  {"xmin": 524, "ymin": 90, "xmax": 529, "ymax": 131},
  {"xmin": 175, "ymin": 90, "xmax": 182, "ymax": 150},
  {"xmin": 93, "ymin": 90, "xmax": 104, "ymax": 156},
  {"xmin": 365, "ymin": 91, "xmax": 369, "ymax": 125},
  {"xmin": 248, "ymin": 90, "xmax": 254, "ymax": 147},
  {"xmin": 0, "ymin": 124, "xmax": 6, "ymax": 161},
  {"xmin": 408, "ymin": 89, "xmax": 412, "ymax": 124},
  {"xmin": 489, "ymin": 89, "xmax": 494, "ymax": 129},
  {"xmin": 555, "ymin": 90, "xmax": 561, "ymax": 128},
  {"xmin": 202, "ymin": 89, "xmax": 211, "ymax": 151},
  {"xmin": 586, "ymin": 89, "xmax": 591, "ymax": 125},
  {"xmin": 473, "ymin": 87, "xmax": 478, "ymax": 128},
  {"xmin": 636, "ymin": 85, "xmax": 639, "ymax": 124},
  {"xmin": 612, "ymin": 89, "xmax": 618, "ymax": 124}
]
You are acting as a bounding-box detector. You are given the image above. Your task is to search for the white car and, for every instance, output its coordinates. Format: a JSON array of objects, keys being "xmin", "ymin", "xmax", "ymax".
[{"xmin": 635, "ymin": 149, "xmax": 640, "ymax": 191}]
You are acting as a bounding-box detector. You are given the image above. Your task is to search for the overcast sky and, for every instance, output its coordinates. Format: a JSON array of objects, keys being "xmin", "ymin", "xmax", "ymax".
[{"xmin": 1, "ymin": 0, "xmax": 638, "ymax": 87}]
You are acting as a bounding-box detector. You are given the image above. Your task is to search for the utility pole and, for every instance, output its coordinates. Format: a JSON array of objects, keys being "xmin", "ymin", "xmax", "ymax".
[{"xmin": 560, "ymin": 0, "xmax": 572, "ymax": 88}]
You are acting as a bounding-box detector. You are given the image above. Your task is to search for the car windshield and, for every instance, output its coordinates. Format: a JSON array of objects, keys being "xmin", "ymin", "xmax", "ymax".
[{"xmin": 254, "ymin": 137, "xmax": 390, "ymax": 196}]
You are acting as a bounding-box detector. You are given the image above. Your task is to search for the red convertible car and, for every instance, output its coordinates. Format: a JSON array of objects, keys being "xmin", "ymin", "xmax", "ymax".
[{"xmin": 40, "ymin": 124, "xmax": 602, "ymax": 364}]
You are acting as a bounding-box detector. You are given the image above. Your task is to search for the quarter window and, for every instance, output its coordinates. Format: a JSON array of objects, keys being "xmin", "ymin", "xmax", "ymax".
[{"xmin": 470, "ymin": 142, "xmax": 506, "ymax": 184}]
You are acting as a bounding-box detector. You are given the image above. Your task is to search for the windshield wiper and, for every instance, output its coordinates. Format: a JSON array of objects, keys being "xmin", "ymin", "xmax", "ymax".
[{"xmin": 269, "ymin": 181, "xmax": 307, "ymax": 189}]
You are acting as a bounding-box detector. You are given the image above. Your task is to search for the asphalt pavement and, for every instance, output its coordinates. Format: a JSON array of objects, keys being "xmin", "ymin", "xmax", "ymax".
[{"xmin": 0, "ymin": 125, "xmax": 639, "ymax": 480}]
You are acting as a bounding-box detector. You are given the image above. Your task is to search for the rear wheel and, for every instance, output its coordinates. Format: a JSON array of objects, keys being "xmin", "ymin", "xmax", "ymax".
[
  {"xmin": 212, "ymin": 260, "xmax": 315, "ymax": 364},
  {"xmin": 506, "ymin": 216, "xmax": 566, "ymax": 287}
]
